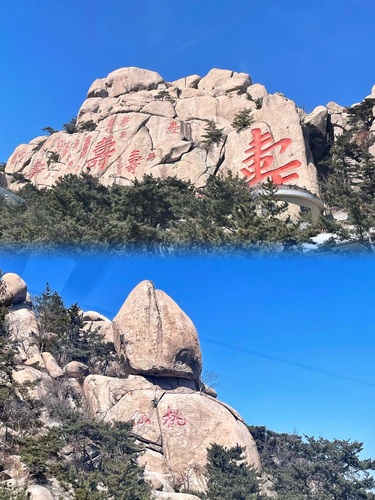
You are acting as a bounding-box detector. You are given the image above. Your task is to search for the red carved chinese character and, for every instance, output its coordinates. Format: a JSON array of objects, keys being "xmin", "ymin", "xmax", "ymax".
[
  {"xmin": 162, "ymin": 407, "xmax": 186, "ymax": 427},
  {"xmin": 61, "ymin": 143, "xmax": 71, "ymax": 158},
  {"xmin": 120, "ymin": 131, "xmax": 127, "ymax": 139},
  {"xmin": 116, "ymin": 157, "xmax": 123, "ymax": 175},
  {"xmin": 126, "ymin": 150, "xmax": 143, "ymax": 174},
  {"xmin": 241, "ymin": 128, "xmax": 302, "ymax": 186},
  {"xmin": 86, "ymin": 136, "xmax": 116, "ymax": 170},
  {"xmin": 56, "ymin": 139, "xmax": 66, "ymax": 151},
  {"xmin": 131, "ymin": 411, "xmax": 152, "ymax": 431},
  {"xmin": 166, "ymin": 121, "xmax": 180, "ymax": 134},
  {"xmin": 10, "ymin": 148, "xmax": 26, "ymax": 166},
  {"xmin": 105, "ymin": 117, "xmax": 115, "ymax": 133},
  {"xmin": 80, "ymin": 136, "xmax": 92, "ymax": 159},
  {"xmin": 147, "ymin": 152, "xmax": 156, "ymax": 162},
  {"xmin": 72, "ymin": 138, "xmax": 80, "ymax": 151},
  {"xmin": 120, "ymin": 116, "xmax": 130, "ymax": 128},
  {"xmin": 27, "ymin": 161, "xmax": 45, "ymax": 179}
]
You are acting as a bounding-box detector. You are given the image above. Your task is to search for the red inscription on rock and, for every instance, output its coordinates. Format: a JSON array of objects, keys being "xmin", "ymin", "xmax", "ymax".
[
  {"xmin": 116, "ymin": 157, "xmax": 123, "ymax": 175},
  {"xmin": 126, "ymin": 150, "xmax": 143, "ymax": 174},
  {"xmin": 120, "ymin": 116, "xmax": 130, "ymax": 128},
  {"xmin": 27, "ymin": 161, "xmax": 45, "ymax": 179},
  {"xmin": 80, "ymin": 137, "xmax": 92, "ymax": 159},
  {"xmin": 162, "ymin": 407, "xmax": 186, "ymax": 427},
  {"xmin": 86, "ymin": 137, "xmax": 116, "ymax": 170},
  {"xmin": 147, "ymin": 152, "xmax": 156, "ymax": 162},
  {"xmin": 72, "ymin": 138, "xmax": 80, "ymax": 151},
  {"xmin": 61, "ymin": 142, "xmax": 71, "ymax": 158},
  {"xmin": 105, "ymin": 117, "xmax": 115, "ymax": 133},
  {"xmin": 119, "ymin": 131, "xmax": 127, "ymax": 139},
  {"xmin": 166, "ymin": 121, "xmax": 180, "ymax": 135},
  {"xmin": 131, "ymin": 410, "xmax": 152, "ymax": 431},
  {"xmin": 9, "ymin": 148, "xmax": 26, "ymax": 166},
  {"xmin": 241, "ymin": 128, "xmax": 302, "ymax": 186},
  {"xmin": 56, "ymin": 139, "xmax": 66, "ymax": 151}
]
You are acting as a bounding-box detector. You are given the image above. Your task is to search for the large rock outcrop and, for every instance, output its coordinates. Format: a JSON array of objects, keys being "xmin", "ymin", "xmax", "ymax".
[
  {"xmin": 84, "ymin": 373, "xmax": 260, "ymax": 491},
  {"xmin": 0, "ymin": 273, "xmax": 261, "ymax": 496},
  {"xmin": 5, "ymin": 66, "xmax": 321, "ymax": 196}
]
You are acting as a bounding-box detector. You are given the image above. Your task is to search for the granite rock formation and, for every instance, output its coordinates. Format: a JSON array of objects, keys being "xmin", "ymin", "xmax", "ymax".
[
  {"xmin": 5, "ymin": 67, "xmax": 320, "ymax": 196},
  {"xmin": 0, "ymin": 273, "xmax": 261, "ymax": 497}
]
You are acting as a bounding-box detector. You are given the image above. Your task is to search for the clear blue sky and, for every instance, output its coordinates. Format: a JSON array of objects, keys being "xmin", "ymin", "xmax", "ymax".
[
  {"xmin": 1, "ymin": 0, "xmax": 375, "ymax": 162},
  {"xmin": 1, "ymin": 251, "xmax": 374, "ymax": 460}
]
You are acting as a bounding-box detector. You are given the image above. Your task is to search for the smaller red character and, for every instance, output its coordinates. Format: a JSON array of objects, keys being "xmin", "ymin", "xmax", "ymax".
[
  {"xmin": 80, "ymin": 136, "xmax": 92, "ymax": 159},
  {"xmin": 9, "ymin": 148, "xmax": 26, "ymax": 166},
  {"xmin": 56, "ymin": 139, "xmax": 66, "ymax": 151},
  {"xmin": 72, "ymin": 138, "xmax": 80, "ymax": 151},
  {"xmin": 131, "ymin": 411, "xmax": 152, "ymax": 431},
  {"xmin": 147, "ymin": 152, "xmax": 156, "ymax": 162},
  {"xmin": 120, "ymin": 116, "xmax": 130, "ymax": 128},
  {"xmin": 126, "ymin": 150, "xmax": 143, "ymax": 174},
  {"xmin": 105, "ymin": 117, "xmax": 115, "ymax": 133},
  {"xmin": 116, "ymin": 157, "xmax": 124, "ymax": 175},
  {"xmin": 61, "ymin": 142, "xmax": 71, "ymax": 158},
  {"xmin": 166, "ymin": 121, "xmax": 180, "ymax": 135},
  {"xmin": 120, "ymin": 131, "xmax": 127, "ymax": 139}
]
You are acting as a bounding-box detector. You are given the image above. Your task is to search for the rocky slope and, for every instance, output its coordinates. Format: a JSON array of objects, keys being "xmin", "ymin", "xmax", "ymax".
[
  {"xmin": 2, "ymin": 66, "xmax": 338, "ymax": 195},
  {"xmin": 0, "ymin": 272, "xmax": 261, "ymax": 498}
]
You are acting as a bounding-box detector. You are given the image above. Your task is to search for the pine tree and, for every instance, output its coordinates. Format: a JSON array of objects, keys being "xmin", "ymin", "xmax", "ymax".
[{"xmin": 205, "ymin": 444, "xmax": 262, "ymax": 500}]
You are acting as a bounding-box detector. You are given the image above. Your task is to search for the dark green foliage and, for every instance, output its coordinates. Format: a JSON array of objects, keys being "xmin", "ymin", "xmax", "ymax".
[
  {"xmin": 0, "ymin": 173, "xmax": 320, "ymax": 251},
  {"xmin": 0, "ymin": 486, "xmax": 27, "ymax": 499},
  {"xmin": 249, "ymin": 425, "xmax": 375, "ymax": 499},
  {"xmin": 204, "ymin": 444, "xmax": 262, "ymax": 500},
  {"xmin": 63, "ymin": 117, "xmax": 77, "ymax": 134},
  {"xmin": 319, "ymin": 132, "xmax": 375, "ymax": 244},
  {"xmin": 20, "ymin": 419, "xmax": 151, "ymax": 499},
  {"xmin": 255, "ymin": 98, "xmax": 263, "ymax": 110},
  {"xmin": 7, "ymin": 172, "xmax": 30, "ymax": 183},
  {"xmin": 0, "ymin": 292, "xmax": 43, "ymax": 461},
  {"xmin": 46, "ymin": 150, "xmax": 60, "ymax": 168},
  {"xmin": 232, "ymin": 109, "xmax": 254, "ymax": 132},
  {"xmin": 33, "ymin": 283, "xmax": 116, "ymax": 368},
  {"xmin": 202, "ymin": 120, "xmax": 225, "ymax": 148},
  {"xmin": 42, "ymin": 126, "xmax": 58, "ymax": 135},
  {"xmin": 346, "ymin": 99, "xmax": 375, "ymax": 131},
  {"xmin": 77, "ymin": 120, "xmax": 97, "ymax": 132},
  {"xmin": 154, "ymin": 90, "xmax": 174, "ymax": 102}
]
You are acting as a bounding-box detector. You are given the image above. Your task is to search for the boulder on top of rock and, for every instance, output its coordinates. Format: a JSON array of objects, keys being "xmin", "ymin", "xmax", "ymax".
[
  {"xmin": 0, "ymin": 273, "xmax": 27, "ymax": 306},
  {"xmin": 104, "ymin": 67, "xmax": 164, "ymax": 98},
  {"xmin": 112, "ymin": 281, "xmax": 202, "ymax": 381},
  {"xmin": 63, "ymin": 361, "xmax": 89, "ymax": 379}
]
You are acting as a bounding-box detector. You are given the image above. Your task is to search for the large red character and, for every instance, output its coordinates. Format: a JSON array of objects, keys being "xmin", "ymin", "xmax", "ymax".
[
  {"xmin": 86, "ymin": 137, "xmax": 116, "ymax": 170},
  {"xmin": 27, "ymin": 161, "xmax": 45, "ymax": 179},
  {"xmin": 241, "ymin": 128, "xmax": 302, "ymax": 186},
  {"xmin": 162, "ymin": 407, "xmax": 186, "ymax": 427}
]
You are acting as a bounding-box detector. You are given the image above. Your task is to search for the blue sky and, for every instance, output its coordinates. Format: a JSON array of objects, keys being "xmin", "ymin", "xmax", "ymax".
[
  {"xmin": 1, "ymin": 251, "xmax": 374, "ymax": 460},
  {"xmin": 1, "ymin": 0, "xmax": 375, "ymax": 162}
]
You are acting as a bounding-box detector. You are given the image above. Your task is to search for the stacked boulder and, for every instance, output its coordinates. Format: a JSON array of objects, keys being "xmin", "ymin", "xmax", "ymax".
[{"xmin": 0, "ymin": 274, "xmax": 261, "ymax": 497}]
